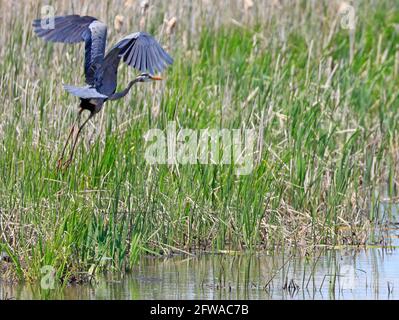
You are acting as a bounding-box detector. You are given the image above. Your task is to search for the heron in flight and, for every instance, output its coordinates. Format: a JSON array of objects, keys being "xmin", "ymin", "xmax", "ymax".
[{"xmin": 32, "ymin": 15, "xmax": 173, "ymax": 169}]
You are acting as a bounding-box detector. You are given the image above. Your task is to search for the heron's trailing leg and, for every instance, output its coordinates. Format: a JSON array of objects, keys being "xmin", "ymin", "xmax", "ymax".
[
  {"xmin": 57, "ymin": 108, "xmax": 83, "ymax": 170},
  {"xmin": 61, "ymin": 111, "xmax": 94, "ymax": 168}
]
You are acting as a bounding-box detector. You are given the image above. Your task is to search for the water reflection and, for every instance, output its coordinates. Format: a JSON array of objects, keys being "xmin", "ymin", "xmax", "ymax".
[
  {"xmin": 1, "ymin": 199, "xmax": 398, "ymax": 300},
  {"xmin": 1, "ymin": 229, "xmax": 399, "ymax": 300}
]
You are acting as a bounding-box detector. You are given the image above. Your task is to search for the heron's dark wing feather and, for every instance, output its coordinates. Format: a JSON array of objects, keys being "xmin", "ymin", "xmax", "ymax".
[
  {"xmin": 97, "ymin": 32, "xmax": 173, "ymax": 96},
  {"xmin": 32, "ymin": 15, "xmax": 96, "ymax": 43},
  {"xmin": 33, "ymin": 15, "xmax": 108, "ymax": 85},
  {"xmin": 83, "ymin": 20, "xmax": 108, "ymax": 85},
  {"xmin": 63, "ymin": 84, "xmax": 108, "ymax": 99}
]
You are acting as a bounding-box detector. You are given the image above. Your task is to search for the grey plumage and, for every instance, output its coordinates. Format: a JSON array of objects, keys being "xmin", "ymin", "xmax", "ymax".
[
  {"xmin": 33, "ymin": 14, "xmax": 173, "ymax": 169},
  {"xmin": 63, "ymin": 84, "xmax": 108, "ymax": 99},
  {"xmin": 97, "ymin": 32, "xmax": 173, "ymax": 95},
  {"xmin": 32, "ymin": 15, "xmax": 173, "ymax": 98},
  {"xmin": 33, "ymin": 15, "xmax": 107, "ymax": 85}
]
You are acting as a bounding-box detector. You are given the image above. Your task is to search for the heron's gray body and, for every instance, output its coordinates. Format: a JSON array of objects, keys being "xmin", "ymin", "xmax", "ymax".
[
  {"xmin": 33, "ymin": 15, "xmax": 173, "ymax": 113},
  {"xmin": 63, "ymin": 84, "xmax": 107, "ymax": 113},
  {"xmin": 33, "ymin": 15, "xmax": 173, "ymax": 168}
]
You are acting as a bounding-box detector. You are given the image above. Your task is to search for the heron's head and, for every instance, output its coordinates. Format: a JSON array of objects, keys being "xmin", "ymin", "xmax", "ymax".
[{"xmin": 136, "ymin": 73, "xmax": 163, "ymax": 83}]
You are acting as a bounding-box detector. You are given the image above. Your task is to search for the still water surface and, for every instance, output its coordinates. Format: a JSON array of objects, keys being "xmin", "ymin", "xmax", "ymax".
[{"xmin": 1, "ymin": 221, "xmax": 398, "ymax": 299}]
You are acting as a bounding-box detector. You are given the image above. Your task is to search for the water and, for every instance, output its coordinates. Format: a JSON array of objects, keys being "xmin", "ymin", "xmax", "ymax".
[{"xmin": 1, "ymin": 215, "xmax": 399, "ymax": 300}]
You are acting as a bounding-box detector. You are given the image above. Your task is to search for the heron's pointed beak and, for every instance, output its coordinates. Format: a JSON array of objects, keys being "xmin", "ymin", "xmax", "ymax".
[{"xmin": 151, "ymin": 75, "xmax": 163, "ymax": 81}]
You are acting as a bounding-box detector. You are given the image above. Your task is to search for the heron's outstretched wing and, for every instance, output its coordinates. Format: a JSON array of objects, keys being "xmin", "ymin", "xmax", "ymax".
[
  {"xmin": 115, "ymin": 32, "xmax": 173, "ymax": 73},
  {"xmin": 63, "ymin": 84, "xmax": 108, "ymax": 99},
  {"xmin": 32, "ymin": 15, "xmax": 108, "ymax": 86},
  {"xmin": 97, "ymin": 32, "xmax": 173, "ymax": 96}
]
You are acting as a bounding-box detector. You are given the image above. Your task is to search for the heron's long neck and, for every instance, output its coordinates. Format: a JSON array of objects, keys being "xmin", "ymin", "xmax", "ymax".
[{"xmin": 108, "ymin": 78, "xmax": 140, "ymax": 101}]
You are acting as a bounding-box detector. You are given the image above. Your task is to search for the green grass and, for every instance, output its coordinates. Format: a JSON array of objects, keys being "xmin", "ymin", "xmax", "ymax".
[{"xmin": 0, "ymin": 0, "xmax": 398, "ymax": 282}]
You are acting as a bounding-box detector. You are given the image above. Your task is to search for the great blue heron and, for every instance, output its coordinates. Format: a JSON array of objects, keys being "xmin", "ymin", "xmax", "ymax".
[{"xmin": 32, "ymin": 15, "xmax": 173, "ymax": 169}]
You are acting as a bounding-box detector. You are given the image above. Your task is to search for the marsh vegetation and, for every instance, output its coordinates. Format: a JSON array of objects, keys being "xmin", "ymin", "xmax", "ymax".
[{"xmin": 0, "ymin": 0, "xmax": 398, "ymax": 290}]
